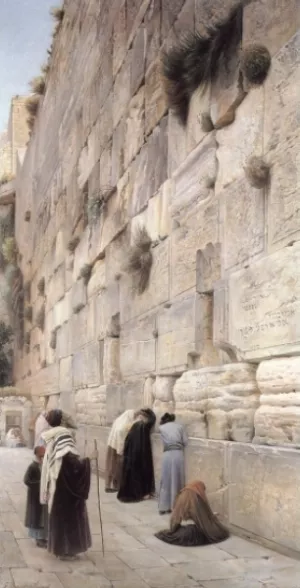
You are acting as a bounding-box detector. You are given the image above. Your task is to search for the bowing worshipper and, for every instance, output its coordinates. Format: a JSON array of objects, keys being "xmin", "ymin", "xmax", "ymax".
[
  {"xmin": 24, "ymin": 445, "xmax": 48, "ymax": 548},
  {"xmin": 155, "ymin": 480, "xmax": 229, "ymax": 546},
  {"xmin": 105, "ymin": 408, "xmax": 142, "ymax": 493},
  {"xmin": 117, "ymin": 408, "xmax": 156, "ymax": 503},
  {"xmin": 158, "ymin": 412, "xmax": 188, "ymax": 515},
  {"xmin": 40, "ymin": 409, "xmax": 92, "ymax": 560}
]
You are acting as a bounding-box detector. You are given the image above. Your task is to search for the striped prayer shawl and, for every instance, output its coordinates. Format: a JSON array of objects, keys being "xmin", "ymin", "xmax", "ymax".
[{"xmin": 40, "ymin": 426, "xmax": 80, "ymax": 513}]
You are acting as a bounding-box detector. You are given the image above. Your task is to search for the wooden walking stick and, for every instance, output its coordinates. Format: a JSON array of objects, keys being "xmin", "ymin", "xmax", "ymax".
[{"xmin": 93, "ymin": 439, "xmax": 105, "ymax": 556}]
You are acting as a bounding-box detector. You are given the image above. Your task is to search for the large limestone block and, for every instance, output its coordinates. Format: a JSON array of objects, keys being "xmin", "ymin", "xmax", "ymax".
[
  {"xmin": 71, "ymin": 305, "xmax": 90, "ymax": 352},
  {"xmin": 143, "ymin": 376, "xmax": 155, "ymax": 407},
  {"xmin": 99, "ymin": 182, "xmax": 129, "ymax": 253},
  {"xmin": 120, "ymin": 239, "xmax": 169, "ymax": 323},
  {"xmin": 120, "ymin": 313, "xmax": 156, "ymax": 377},
  {"xmin": 111, "ymin": 118, "xmax": 125, "ymax": 186},
  {"xmin": 131, "ymin": 181, "xmax": 172, "ymax": 243},
  {"xmin": 220, "ymin": 176, "xmax": 265, "ymax": 271},
  {"xmin": 75, "ymin": 386, "xmax": 107, "ymax": 426},
  {"xmin": 196, "ymin": 242, "xmax": 221, "ymax": 294},
  {"xmin": 30, "ymin": 364, "xmax": 59, "ymax": 397},
  {"xmin": 254, "ymin": 357, "xmax": 300, "ymax": 445},
  {"xmin": 267, "ymin": 132, "xmax": 300, "ymax": 252},
  {"xmin": 72, "ymin": 279, "xmax": 87, "ymax": 314},
  {"xmin": 264, "ymin": 32, "xmax": 300, "ymax": 153},
  {"xmin": 104, "ymin": 230, "xmax": 129, "ymax": 285},
  {"xmin": 103, "ymin": 338, "xmax": 121, "ymax": 384},
  {"xmin": 173, "ymin": 363, "xmax": 259, "ymax": 441},
  {"xmin": 144, "ymin": 0, "xmax": 161, "ymax": 71},
  {"xmin": 112, "ymin": 1, "xmax": 126, "ymax": 77},
  {"xmin": 172, "ymin": 135, "xmax": 217, "ymax": 220},
  {"xmin": 171, "ymin": 196, "xmax": 218, "ymax": 298},
  {"xmin": 227, "ymin": 242, "xmax": 300, "ymax": 362},
  {"xmin": 59, "ymin": 356, "xmax": 72, "ymax": 393},
  {"xmin": 53, "ymin": 290, "xmax": 72, "ymax": 329},
  {"xmin": 131, "ymin": 25, "xmax": 146, "ymax": 96},
  {"xmin": 145, "ymin": 58, "xmax": 167, "ymax": 136},
  {"xmin": 47, "ymin": 264, "xmax": 65, "ymax": 308},
  {"xmin": 152, "ymin": 376, "xmax": 176, "ymax": 419},
  {"xmin": 87, "ymin": 259, "xmax": 106, "ymax": 298},
  {"xmin": 124, "ymin": 86, "xmax": 145, "ymax": 169},
  {"xmin": 72, "ymin": 341, "xmax": 104, "ymax": 389},
  {"xmin": 228, "ymin": 442, "xmax": 300, "ymax": 552},
  {"xmin": 113, "ymin": 53, "xmax": 131, "ymax": 129},
  {"xmin": 243, "ymin": 0, "xmax": 300, "ymax": 57},
  {"xmin": 167, "ymin": 111, "xmax": 187, "ymax": 176},
  {"xmin": 129, "ymin": 116, "xmax": 168, "ymax": 217},
  {"xmin": 216, "ymin": 88, "xmax": 264, "ymax": 189},
  {"xmin": 157, "ymin": 292, "xmax": 201, "ymax": 375},
  {"xmin": 56, "ymin": 322, "xmax": 72, "ymax": 360}
]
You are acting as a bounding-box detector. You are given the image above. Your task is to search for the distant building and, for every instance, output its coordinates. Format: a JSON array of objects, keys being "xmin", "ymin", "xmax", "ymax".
[{"xmin": 0, "ymin": 96, "xmax": 29, "ymax": 179}]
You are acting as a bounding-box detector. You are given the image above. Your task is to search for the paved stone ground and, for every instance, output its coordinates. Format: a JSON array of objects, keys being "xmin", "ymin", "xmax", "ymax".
[{"xmin": 0, "ymin": 448, "xmax": 299, "ymax": 587}]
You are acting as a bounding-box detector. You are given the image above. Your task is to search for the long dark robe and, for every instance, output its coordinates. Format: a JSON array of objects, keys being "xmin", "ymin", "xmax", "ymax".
[
  {"xmin": 117, "ymin": 420, "xmax": 155, "ymax": 502},
  {"xmin": 24, "ymin": 461, "xmax": 47, "ymax": 532},
  {"xmin": 48, "ymin": 453, "xmax": 92, "ymax": 557}
]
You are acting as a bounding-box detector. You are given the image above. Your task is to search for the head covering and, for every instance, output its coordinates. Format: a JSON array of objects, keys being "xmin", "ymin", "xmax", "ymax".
[
  {"xmin": 160, "ymin": 412, "xmax": 176, "ymax": 425},
  {"xmin": 184, "ymin": 480, "xmax": 207, "ymax": 500},
  {"xmin": 46, "ymin": 409, "xmax": 62, "ymax": 427},
  {"xmin": 46, "ymin": 409, "xmax": 76, "ymax": 429},
  {"xmin": 140, "ymin": 408, "xmax": 156, "ymax": 428}
]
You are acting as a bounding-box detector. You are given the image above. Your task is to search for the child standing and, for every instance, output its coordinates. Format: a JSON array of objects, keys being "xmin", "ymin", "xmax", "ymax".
[{"xmin": 24, "ymin": 445, "xmax": 48, "ymax": 548}]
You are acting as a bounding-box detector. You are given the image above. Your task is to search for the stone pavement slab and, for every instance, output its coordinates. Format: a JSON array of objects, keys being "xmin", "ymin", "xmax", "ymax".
[{"xmin": 0, "ymin": 448, "xmax": 299, "ymax": 588}]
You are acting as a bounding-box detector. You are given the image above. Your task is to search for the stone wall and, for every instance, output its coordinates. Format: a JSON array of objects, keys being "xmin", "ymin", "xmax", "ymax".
[
  {"xmin": 13, "ymin": 0, "xmax": 300, "ymax": 448},
  {"xmin": 8, "ymin": 0, "xmax": 300, "ymax": 553}
]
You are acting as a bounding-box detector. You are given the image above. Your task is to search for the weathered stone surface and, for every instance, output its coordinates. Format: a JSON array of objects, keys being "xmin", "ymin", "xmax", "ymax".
[
  {"xmin": 172, "ymin": 135, "xmax": 217, "ymax": 219},
  {"xmin": 72, "ymin": 341, "xmax": 103, "ymax": 389},
  {"xmin": 87, "ymin": 259, "xmax": 106, "ymax": 298},
  {"xmin": 111, "ymin": 118, "xmax": 125, "ymax": 187},
  {"xmin": 197, "ymin": 243, "xmax": 221, "ymax": 294},
  {"xmin": 131, "ymin": 25, "xmax": 146, "ymax": 96},
  {"xmin": 243, "ymin": 0, "xmax": 300, "ymax": 57},
  {"xmin": 145, "ymin": 58, "xmax": 167, "ymax": 136},
  {"xmin": 216, "ymin": 89, "xmax": 264, "ymax": 189},
  {"xmin": 228, "ymin": 442, "xmax": 300, "ymax": 552},
  {"xmin": 120, "ymin": 239, "xmax": 169, "ymax": 323},
  {"xmin": 255, "ymin": 357, "xmax": 300, "ymax": 445},
  {"xmin": 152, "ymin": 376, "xmax": 176, "ymax": 417},
  {"xmin": 129, "ymin": 116, "xmax": 168, "ymax": 217},
  {"xmin": 124, "ymin": 86, "xmax": 145, "ymax": 169},
  {"xmin": 76, "ymin": 385, "xmax": 107, "ymax": 426},
  {"xmin": 143, "ymin": 375, "xmax": 155, "ymax": 407},
  {"xmin": 72, "ymin": 278, "xmax": 87, "ymax": 313},
  {"xmin": 171, "ymin": 195, "xmax": 218, "ymax": 298},
  {"xmin": 120, "ymin": 314, "xmax": 156, "ymax": 377},
  {"xmin": 167, "ymin": 111, "xmax": 188, "ymax": 177},
  {"xmin": 228, "ymin": 242, "xmax": 300, "ymax": 361},
  {"xmin": 264, "ymin": 32, "xmax": 300, "ymax": 152},
  {"xmin": 221, "ymin": 177, "xmax": 265, "ymax": 270},
  {"xmin": 47, "ymin": 264, "xmax": 65, "ymax": 308},
  {"xmin": 161, "ymin": 0, "xmax": 185, "ymax": 37},
  {"xmin": 157, "ymin": 292, "xmax": 200, "ymax": 375},
  {"xmin": 113, "ymin": 1, "xmax": 126, "ymax": 77},
  {"xmin": 145, "ymin": 0, "xmax": 161, "ymax": 71},
  {"xmin": 103, "ymin": 338, "xmax": 121, "ymax": 384},
  {"xmin": 55, "ymin": 322, "xmax": 72, "ymax": 360},
  {"xmin": 59, "ymin": 356, "xmax": 73, "ymax": 392},
  {"xmin": 113, "ymin": 53, "xmax": 131, "ymax": 129},
  {"xmin": 173, "ymin": 363, "xmax": 259, "ymax": 441},
  {"xmin": 267, "ymin": 135, "xmax": 300, "ymax": 251}
]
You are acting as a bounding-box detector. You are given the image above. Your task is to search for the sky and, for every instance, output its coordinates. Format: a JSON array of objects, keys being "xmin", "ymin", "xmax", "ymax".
[{"xmin": 0, "ymin": 0, "xmax": 54, "ymax": 130}]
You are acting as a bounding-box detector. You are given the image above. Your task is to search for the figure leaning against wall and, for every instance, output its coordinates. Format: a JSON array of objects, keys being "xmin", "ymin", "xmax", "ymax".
[
  {"xmin": 117, "ymin": 408, "xmax": 156, "ymax": 503},
  {"xmin": 105, "ymin": 409, "xmax": 142, "ymax": 493},
  {"xmin": 157, "ymin": 412, "xmax": 188, "ymax": 515}
]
